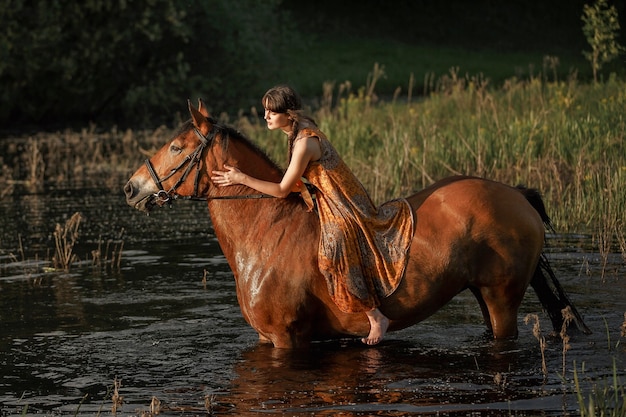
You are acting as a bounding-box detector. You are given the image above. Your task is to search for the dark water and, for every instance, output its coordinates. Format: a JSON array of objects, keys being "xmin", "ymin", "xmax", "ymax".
[{"xmin": 1, "ymin": 187, "xmax": 625, "ymax": 416}]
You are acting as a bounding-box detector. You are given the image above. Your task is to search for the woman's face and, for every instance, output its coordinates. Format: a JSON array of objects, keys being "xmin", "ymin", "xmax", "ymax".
[{"xmin": 264, "ymin": 108, "xmax": 292, "ymax": 132}]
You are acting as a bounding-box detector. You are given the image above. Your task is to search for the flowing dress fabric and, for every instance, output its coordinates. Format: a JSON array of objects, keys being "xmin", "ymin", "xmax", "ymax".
[{"xmin": 301, "ymin": 128, "xmax": 415, "ymax": 313}]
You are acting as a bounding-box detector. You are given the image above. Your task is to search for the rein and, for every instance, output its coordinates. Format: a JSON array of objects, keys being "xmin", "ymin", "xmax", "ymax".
[{"xmin": 144, "ymin": 125, "xmax": 280, "ymax": 207}]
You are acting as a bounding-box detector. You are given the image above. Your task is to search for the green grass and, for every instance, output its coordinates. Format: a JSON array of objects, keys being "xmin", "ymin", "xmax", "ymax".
[
  {"xmin": 573, "ymin": 359, "xmax": 626, "ymax": 417},
  {"xmin": 241, "ymin": 69, "xmax": 626, "ymax": 244},
  {"xmin": 2, "ymin": 55, "xmax": 624, "ymax": 261}
]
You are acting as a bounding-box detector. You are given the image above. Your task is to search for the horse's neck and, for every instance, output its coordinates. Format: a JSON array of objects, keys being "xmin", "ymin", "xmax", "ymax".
[
  {"xmin": 208, "ymin": 198, "xmax": 315, "ymax": 278},
  {"xmin": 208, "ymin": 198, "xmax": 274, "ymax": 240},
  {"xmin": 228, "ymin": 137, "xmax": 284, "ymax": 183},
  {"xmin": 207, "ymin": 136, "xmax": 317, "ymax": 274}
]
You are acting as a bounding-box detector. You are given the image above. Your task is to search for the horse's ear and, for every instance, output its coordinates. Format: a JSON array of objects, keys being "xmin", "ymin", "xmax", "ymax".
[
  {"xmin": 188, "ymin": 99, "xmax": 212, "ymax": 136},
  {"xmin": 197, "ymin": 98, "xmax": 211, "ymax": 118}
]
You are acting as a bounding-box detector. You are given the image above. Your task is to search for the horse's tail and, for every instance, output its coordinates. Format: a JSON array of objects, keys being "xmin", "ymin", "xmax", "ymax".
[
  {"xmin": 517, "ymin": 186, "xmax": 592, "ymax": 335},
  {"xmin": 530, "ymin": 254, "xmax": 591, "ymax": 334},
  {"xmin": 516, "ymin": 185, "xmax": 554, "ymax": 233}
]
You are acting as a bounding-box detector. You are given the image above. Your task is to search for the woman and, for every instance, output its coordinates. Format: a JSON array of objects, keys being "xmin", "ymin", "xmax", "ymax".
[{"xmin": 211, "ymin": 85, "xmax": 414, "ymax": 345}]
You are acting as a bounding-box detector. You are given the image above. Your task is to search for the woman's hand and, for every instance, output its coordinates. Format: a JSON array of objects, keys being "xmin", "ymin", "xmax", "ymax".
[{"xmin": 211, "ymin": 165, "xmax": 244, "ymax": 187}]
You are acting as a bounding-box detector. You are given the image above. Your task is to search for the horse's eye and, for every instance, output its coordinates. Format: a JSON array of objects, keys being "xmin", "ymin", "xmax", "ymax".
[{"xmin": 170, "ymin": 144, "xmax": 182, "ymax": 154}]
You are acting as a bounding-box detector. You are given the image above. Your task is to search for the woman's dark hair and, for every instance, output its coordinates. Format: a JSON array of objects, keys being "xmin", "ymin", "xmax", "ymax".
[
  {"xmin": 262, "ymin": 85, "xmax": 317, "ymax": 160},
  {"xmin": 262, "ymin": 84, "xmax": 302, "ymax": 113}
]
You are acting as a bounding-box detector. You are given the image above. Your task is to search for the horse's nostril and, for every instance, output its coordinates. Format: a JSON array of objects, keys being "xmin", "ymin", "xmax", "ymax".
[{"xmin": 123, "ymin": 181, "xmax": 133, "ymax": 199}]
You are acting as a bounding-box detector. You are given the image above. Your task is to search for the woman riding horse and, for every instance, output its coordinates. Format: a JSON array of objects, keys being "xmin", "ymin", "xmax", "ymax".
[
  {"xmin": 211, "ymin": 85, "xmax": 414, "ymax": 345},
  {"xmin": 124, "ymin": 91, "xmax": 590, "ymax": 348}
]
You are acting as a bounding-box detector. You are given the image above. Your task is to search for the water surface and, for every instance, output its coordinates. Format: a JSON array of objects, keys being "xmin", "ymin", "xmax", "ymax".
[{"xmin": 0, "ymin": 186, "xmax": 624, "ymax": 416}]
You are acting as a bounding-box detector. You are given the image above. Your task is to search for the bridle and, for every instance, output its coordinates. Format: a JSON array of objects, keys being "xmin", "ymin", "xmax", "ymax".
[{"xmin": 144, "ymin": 125, "xmax": 276, "ymax": 207}]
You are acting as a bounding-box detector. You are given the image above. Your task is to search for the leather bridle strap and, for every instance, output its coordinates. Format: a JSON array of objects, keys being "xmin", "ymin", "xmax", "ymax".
[
  {"xmin": 144, "ymin": 126, "xmax": 210, "ymax": 205},
  {"xmin": 144, "ymin": 126, "xmax": 289, "ymax": 205}
]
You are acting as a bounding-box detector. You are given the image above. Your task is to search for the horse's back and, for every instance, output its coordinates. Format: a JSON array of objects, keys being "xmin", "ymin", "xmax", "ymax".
[
  {"xmin": 387, "ymin": 176, "xmax": 546, "ymax": 330},
  {"xmin": 406, "ymin": 176, "xmax": 544, "ymax": 239}
]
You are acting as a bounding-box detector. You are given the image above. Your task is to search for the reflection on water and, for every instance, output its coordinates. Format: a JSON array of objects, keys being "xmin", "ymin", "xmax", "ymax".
[{"xmin": 1, "ymin": 187, "xmax": 625, "ymax": 416}]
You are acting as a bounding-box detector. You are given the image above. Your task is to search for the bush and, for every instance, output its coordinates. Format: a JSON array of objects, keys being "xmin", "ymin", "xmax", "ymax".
[{"xmin": 0, "ymin": 0, "xmax": 296, "ymax": 129}]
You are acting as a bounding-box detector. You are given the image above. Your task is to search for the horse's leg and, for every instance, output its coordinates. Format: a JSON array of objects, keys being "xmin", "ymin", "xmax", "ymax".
[
  {"xmin": 270, "ymin": 330, "xmax": 312, "ymax": 349},
  {"xmin": 469, "ymin": 287, "xmax": 493, "ymax": 335},
  {"xmin": 254, "ymin": 327, "xmax": 310, "ymax": 348},
  {"xmin": 473, "ymin": 203, "xmax": 543, "ymax": 339},
  {"xmin": 259, "ymin": 311, "xmax": 315, "ymax": 349},
  {"xmin": 478, "ymin": 283, "xmax": 526, "ymax": 339}
]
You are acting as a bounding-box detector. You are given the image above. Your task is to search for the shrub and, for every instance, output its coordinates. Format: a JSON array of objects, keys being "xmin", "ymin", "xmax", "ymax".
[{"xmin": 0, "ymin": 0, "xmax": 296, "ymax": 128}]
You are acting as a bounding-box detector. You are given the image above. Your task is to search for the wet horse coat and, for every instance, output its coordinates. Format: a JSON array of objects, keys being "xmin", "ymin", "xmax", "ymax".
[{"xmin": 124, "ymin": 100, "xmax": 589, "ymax": 348}]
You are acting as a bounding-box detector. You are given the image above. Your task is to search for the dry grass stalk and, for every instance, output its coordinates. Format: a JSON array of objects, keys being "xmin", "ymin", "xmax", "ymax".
[
  {"xmin": 111, "ymin": 377, "xmax": 123, "ymax": 414},
  {"xmin": 0, "ymin": 161, "xmax": 15, "ymax": 197},
  {"xmin": 204, "ymin": 394, "xmax": 215, "ymax": 414},
  {"xmin": 150, "ymin": 396, "xmax": 161, "ymax": 415},
  {"xmin": 202, "ymin": 269, "xmax": 209, "ymax": 288},
  {"xmin": 595, "ymin": 222, "xmax": 615, "ymax": 282},
  {"xmin": 18, "ymin": 233, "xmax": 25, "ymax": 262},
  {"xmin": 52, "ymin": 212, "xmax": 83, "ymax": 270},
  {"xmin": 560, "ymin": 306, "xmax": 575, "ymax": 377},
  {"xmin": 25, "ymin": 138, "xmax": 44, "ymax": 192},
  {"xmin": 91, "ymin": 228, "xmax": 125, "ymax": 273},
  {"xmin": 617, "ymin": 222, "xmax": 626, "ymax": 265},
  {"xmin": 525, "ymin": 313, "xmax": 548, "ymax": 378},
  {"xmin": 108, "ymin": 228, "xmax": 125, "ymax": 271},
  {"xmin": 113, "ymin": 240, "xmax": 124, "ymax": 270},
  {"xmin": 365, "ymin": 62, "xmax": 385, "ymax": 102}
]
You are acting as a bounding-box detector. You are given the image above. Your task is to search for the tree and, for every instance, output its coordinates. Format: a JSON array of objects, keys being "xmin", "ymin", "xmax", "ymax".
[
  {"xmin": 0, "ymin": 0, "xmax": 295, "ymax": 129},
  {"xmin": 581, "ymin": 0, "xmax": 625, "ymax": 83}
]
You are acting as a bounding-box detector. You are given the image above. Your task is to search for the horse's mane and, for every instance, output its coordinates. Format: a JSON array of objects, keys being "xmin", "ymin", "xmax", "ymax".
[
  {"xmin": 182, "ymin": 119, "xmax": 284, "ymax": 172},
  {"xmin": 186, "ymin": 119, "xmax": 313, "ymax": 217}
]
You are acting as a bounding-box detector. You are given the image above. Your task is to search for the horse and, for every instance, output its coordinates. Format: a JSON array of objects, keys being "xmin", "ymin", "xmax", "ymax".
[{"xmin": 124, "ymin": 100, "xmax": 590, "ymax": 348}]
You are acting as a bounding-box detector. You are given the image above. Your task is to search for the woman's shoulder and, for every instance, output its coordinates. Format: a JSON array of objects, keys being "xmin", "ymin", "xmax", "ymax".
[
  {"xmin": 298, "ymin": 128, "xmax": 318, "ymax": 139},
  {"xmin": 297, "ymin": 123, "xmax": 325, "ymax": 140}
]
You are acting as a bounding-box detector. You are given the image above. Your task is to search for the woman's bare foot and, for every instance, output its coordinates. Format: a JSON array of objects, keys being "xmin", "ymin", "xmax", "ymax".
[{"xmin": 362, "ymin": 308, "xmax": 390, "ymax": 345}]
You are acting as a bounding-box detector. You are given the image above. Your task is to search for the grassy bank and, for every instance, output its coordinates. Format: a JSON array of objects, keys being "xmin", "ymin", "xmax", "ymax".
[
  {"xmin": 1, "ymin": 70, "xmax": 624, "ymax": 251},
  {"xmin": 239, "ymin": 69, "xmax": 626, "ymax": 245},
  {"xmin": 240, "ymin": 73, "xmax": 626, "ymax": 231}
]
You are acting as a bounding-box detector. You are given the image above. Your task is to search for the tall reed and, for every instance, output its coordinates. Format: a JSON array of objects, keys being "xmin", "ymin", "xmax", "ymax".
[
  {"xmin": 111, "ymin": 377, "xmax": 123, "ymax": 414},
  {"xmin": 52, "ymin": 212, "xmax": 83, "ymax": 271},
  {"xmin": 560, "ymin": 307, "xmax": 574, "ymax": 378},
  {"xmin": 2, "ymin": 65, "xmax": 624, "ymax": 254},
  {"xmin": 574, "ymin": 359, "xmax": 626, "ymax": 416},
  {"xmin": 524, "ymin": 313, "xmax": 547, "ymax": 379},
  {"xmin": 241, "ymin": 67, "xmax": 625, "ymax": 245},
  {"xmin": 91, "ymin": 228, "xmax": 125, "ymax": 273}
]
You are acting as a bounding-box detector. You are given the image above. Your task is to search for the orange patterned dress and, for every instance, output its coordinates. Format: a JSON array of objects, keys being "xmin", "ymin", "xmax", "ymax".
[{"xmin": 301, "ymin": 127, "xmax": 415, "ymax": 313}]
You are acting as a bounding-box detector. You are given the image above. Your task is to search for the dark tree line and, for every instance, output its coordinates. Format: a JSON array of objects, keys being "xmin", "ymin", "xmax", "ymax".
[
  {"xmin": 0, "ymin": 0, "xmax": 296, "ymax": 131},
  {"xmin": 1, "ymin": 0, "xmax": 623, "ymax": 132},
  {"xmin": 284, "ymin": 0, "xmax": 602, "ymax": 51}
]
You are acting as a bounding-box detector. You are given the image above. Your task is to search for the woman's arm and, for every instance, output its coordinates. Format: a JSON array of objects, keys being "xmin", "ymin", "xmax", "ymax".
[{"xmin": 210, "ymin": 136, "xmax": 321, "ymax": 198}]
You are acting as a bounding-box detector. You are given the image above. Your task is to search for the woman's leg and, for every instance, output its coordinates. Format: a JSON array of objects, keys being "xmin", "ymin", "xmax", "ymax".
[{"xmin": 362, "ymin": 308, "xmax": 389, "ymax": 345}]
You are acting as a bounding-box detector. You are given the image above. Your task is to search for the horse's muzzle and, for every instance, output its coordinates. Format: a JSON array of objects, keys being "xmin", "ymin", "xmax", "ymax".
[{"xmin": 124, "ymin": 180, "xmax": 155, "ymax": 212}]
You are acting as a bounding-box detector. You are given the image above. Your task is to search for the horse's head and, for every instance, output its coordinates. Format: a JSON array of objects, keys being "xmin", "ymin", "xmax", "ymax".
[{"xmin": 124, "ymin": 99, "xmax": 217, "ymax": 212}]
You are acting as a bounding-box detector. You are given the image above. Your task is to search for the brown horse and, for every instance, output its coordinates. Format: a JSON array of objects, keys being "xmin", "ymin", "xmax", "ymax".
[{"xmin": 124, "ymin": 100, "xmax": 590, "ymax": 348}]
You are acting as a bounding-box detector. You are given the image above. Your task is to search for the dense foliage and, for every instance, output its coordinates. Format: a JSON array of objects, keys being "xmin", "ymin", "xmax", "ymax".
[
  {"xmin": 0, "ymin": 0, "xmax": 294, "ymax": 129},
  {"xmin": 284, "ymin": 0, "xmax": 593, "ymax": 51},
  {"xmin": 1, "ymin": 0, "xmax": 623, "ymax": 131},
  {"xmin": 245, "ymin": 75, "xmax": 626, "ymax": 233}
]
